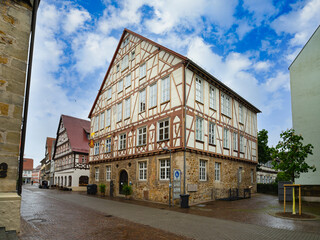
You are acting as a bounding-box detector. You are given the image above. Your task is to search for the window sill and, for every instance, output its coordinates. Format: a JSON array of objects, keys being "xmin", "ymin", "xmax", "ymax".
[
  {"xmin": 125, "ymin": 85, "xmax": 131, "ymax": 89},
  {"xmin": 239, "ymin": 122, "xmax": 244, "ymax": 125},
  {"xmin": 157, "ymin": 139, "xmax": 169, "ymax": 143},
  {"xmin": 124, "ymin": 117, "xmax": 130, "ymax": 120},
  {"xmin": 140, "ymin": 76, "xmax": 146, "ymax": 80},
  {"xmin": 137, "ymin": 144, "xmax": 147, "ymax": 147},
  {"xmin": 223, "ymin": 147, "xmax": 230, "ymax": 150},
  {"xmin": 196, "ymin": 140, "xmax": 204, "ymax": 143},
  {"xmin": 209, "ymin": 107, "xmax": 216, "ymax": 111},
  {"xmin": 234, "ymin": 149, "xmax": 238, "ymax": 152},
  {"xmin": 160, "ymin": 100, "xmax": 170, "ymax": 105},
  {"xmin": 209, "ymin": 143, "xmax": 216, "ymax": 146},
  {"xmin": 118, "ymin": 90, "xmax": 123, "ymax": 94},
  {"xmin": 221, "ymin": 113, "xmax": 231, "ymax": 119},
  {"xmin": 195, "ymin": 100, "xmax": 204, "ymax": 105},
  {"xmin": 139, "ymin": 110, "xmax": 146, "ymax": 114},
  {"xmin": 149, "ymin": 105, "xmax": 157, "ymax": 110},
  {"xmin": 121, "ymin": 66, "xmax": 129, "ymax": 72}
]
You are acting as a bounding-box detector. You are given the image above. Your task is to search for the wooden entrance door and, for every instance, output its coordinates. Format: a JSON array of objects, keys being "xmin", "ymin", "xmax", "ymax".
[{"xmin": 119, "ymin": 170, "xmax": 128, "ymax": 194}]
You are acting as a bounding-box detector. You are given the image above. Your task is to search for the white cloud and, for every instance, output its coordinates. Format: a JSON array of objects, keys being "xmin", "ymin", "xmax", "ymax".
[
  {"xmin": 264, "ymin": 71, "xmax": 290, "ymax": 92},
  {"xmin": 236, "ymin": 20, "xmax": 254, "ymax": 40},
  {"xmin": 271, "ymin": 0, "xmax": 320, "ymax": 47},
  {"xmin": 254, "ymin": 60, "xmax": 273, "ymax": 72},
  {"xmin": 63, "ymin": 8, "xmax": 91, "ymax": 34},
  {"xmin": 243, "ymin": 0, "xmax": 277, "ymax": 25}
]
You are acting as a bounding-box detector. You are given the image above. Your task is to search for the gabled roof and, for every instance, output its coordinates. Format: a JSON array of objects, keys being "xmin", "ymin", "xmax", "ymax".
[
  {"xmin": 53, "ymin": 115, "xmax": 90, "ymax": 159},
  {"xmin": 45, "ymin": 137, "xmax": 55, "ymax": 160},
  {"xmin": 289, "ymin": 25, "xmax": 320, "ymax": 70},
  {"xmin": 23, "ymin": 158, "xmax": 34, "ymax": 171},
  {"xmin": 89, "ymin": 29, "xmax": 261, "ymax": 117}
]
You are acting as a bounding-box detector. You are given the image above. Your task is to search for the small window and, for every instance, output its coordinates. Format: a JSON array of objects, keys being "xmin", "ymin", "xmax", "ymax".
[
  {"xmin": 94, "ymin": 142, "xmax": 100, "ymax": 155},
  {"xmin": 122, "ymin": 37, "xmax": 129, "ymax": 47},
  {"xmin": 107, "ymin": 88, "xmax": 112, "ymax": 100},
  {"xmin": 199, "ymin": 160, "xmax": 207, "ymax": 181},
  {"xmin": 140, "ymin": 63, "xmax": 146, "ymax": 79},
  {"xmin": 105, "ymin": 138, "xmax": 111, "ymax": 153},
  {"xmin": 119, "ymin": 133, "xmax": 126, "ymax": 150},
  {"xmin": 196, "ymin": 117, "xmax": 203, "ymax": 141},
  {"xmin": 159, "ymin": 159, "xmax": 170, "ymax": 180},
  {"xmin": 221, "ymin": 93, "xmax": 231, "ymax": 117},
  {"xmin": 131, "ymin": 50, "xmax": 135, "ymax": 60},
  {"xmin": 125, "ymin": 97, "xmax": 131, "ymax": 119},
  {"xmin": 139, "ymin": 161, "xmax": 147, "ymax": 180},
  {"xmin": 139, "ymin": 89, "xmax": 146, "ymax": 112},
  {"xmin": 195, "ymin": 76, "xmax": 203, "ymax": 102},
  {"xmin": 209, "ymin": 122, "xmax": 215, "ymax": 145},
  {"xmin": 117, "ymin": 102, "xmax": 122, "ymax": 122},
  {"xmin": 106, "ymin": 108, "xmax": 111, "ymax": 127},
  {"xmin": 94, "ymin": 115, "xmax": 99, "ymax": 132},
  {"xmin": 137, "ymin": 126, "xmax": 147, "ymax": 146},
  {"xmin": 161, "ymin": 76, "xmax": 170, "ymax": 103},
  {"xmin": 106, "ymin": 165, "xmax": 111, "ymax": 181},
  {"xmin": 233, "ymin": 132, "xmax": 238, "ymax": 151},
  {"xmin": 215, "ymin": 162, "xmax": 221, "ymax": 181},
  {"xmin": 122, "ymin": 55, "xmax": 129, "ymax": 70},
  {"xmin": 239, "ymin": 104, "xmax": 243, "ymax": 123},
  {"xmin": 116, "ymin": 64, "xmax": 120, "ymax": 72},
  {"xmin": 118, "ymin": 79, "xmax": 123, "ymax": 93},
  {"xmin": 158, "ymin": 119, "xmax": 169, "ymax": 141},
  {"xmin": 100, "ymin": 112, "xmax": 104, "ymax": 130},
  {"xmin": 95, "ymin": 167, "xmax": 99, "ymax": 181},
  {"xmin": 240, "ymin": 135, "xmax": 244, "ymax": 152},
  {"xmin": 125, "ymin": 73, "xmax": 131, "ymax": 88},
  {"xmin": 149, "ymin": 83, "xmax": 157, "ymax": 108},
  {"xmin": 209, "ymin": 85, "xmax": 215, "ymax": 109},
  {"xmin": 223, "ymin": 128, "xmax": 229, "ymax": 149}
]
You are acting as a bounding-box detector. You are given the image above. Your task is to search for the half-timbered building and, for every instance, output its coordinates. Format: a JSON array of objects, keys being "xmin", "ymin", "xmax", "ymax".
[
  {"xmin": 53, "ymin": 115, "xmax": 90, "ymax": 190},
  {"xmin": 88, "ymin": 29, "xmax": 261, "ymax": 204}
]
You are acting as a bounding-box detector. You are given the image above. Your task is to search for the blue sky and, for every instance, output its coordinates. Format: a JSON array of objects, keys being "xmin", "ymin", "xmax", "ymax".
[{"xmin": 25, "ymin": 0, "xmax": 320, "ymax": 166}]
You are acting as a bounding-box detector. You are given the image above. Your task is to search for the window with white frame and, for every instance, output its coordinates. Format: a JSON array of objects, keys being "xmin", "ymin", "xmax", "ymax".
[
  {"xmin": 94, "ymin": 115, "xmax": 99, "ymax": 132},
  {"xmin": 195, "ymin": 77, "xmax": 203, "ymax": 102},
  {"xmin": 95, "ymin": 167, "xmax": 99, "ymax": 181},
  {"xmin": 139, "ymin": 161, "xmax": 147, "ymax": 180},
  {"xmin": 118, "ymin": 79, "xmax": 123, "ymax": 92},
  {"xmin": 94, "ymin": 142, "xmax": 100, "ymax": 155},
  {"xmin": 209, "ymin": 122, "xmax": 215, "ymax": 145},
  {"xmin": 125, "ymin": 97, "xmax": 131, "ymax": 119},
  {"xmin": 106, "ymin": 165, "xmax": 111, "ymax": 181},
  {"xmin": 240, "ymin": 135, "xmax": 244, "ymax": 152},
  {"xmin": 215, "ymin": 162, "xmax": 221, "ymax": 181},
  {"xmin": 238, "ymin": 167, "xmax": 242, "ymax": 183},
  {"xmin": 149, "ymin": 83, "xmax": 157, "ymax": 108},
  {"xmin": 117, "ymin": 102, "xmax": 122, "ymax": 122},
  {"xmin": 239, "ymin": 104, "xmax": 243, "ymax": 123},
  {"xmin": 105, "ymin": 138, "xmax": 111, "ymax": 153},
  {"xmin": 199, "ymin": 160, "xmax": 207, "ymax": 181},
  {"xmin": 125, "ymin": 73, "xmax": 131, "ymax": 88},
  {"xmin": 116, "ymin": 64, "xmax": 119, "ymax": 72},
  {"xmin": 131, "ymin": 50, "xmax": 135, "ymax": 60},
  {"xmin": 119, "ymin": 133, "xmax": 126, "ymax": 150},
  {"xmin": 209, "ymin": 85, "xmax": 215, "ymax": 109},
  {"xmin": 140, "ymin": 63, "xmax": 146, "ymax": 78},
  {"xmin": 223, "ymin": 128, "xmax": 229, "ymax": 148},
  {"xmin": 196, "ymin": 117, "xmax": 203, "ymax": 141},
  {"xmin": 221, "ymin": 93, "xmax": 231, "ymax": 117},
  {"xmin": 122, "ymin": 55, "xmax": 129, "ymax": 70},
  {"xmin": 100, "ymin": 112, "xmax": 104, "ymax": 130},
  {"xmin": 158, "ymin": 119, "xmax": 169, "ymax": 141},
  {"xmin": 159, "ymin": 159, "xmax": 170, "ymax": 180},
  {"xmin": 107, "ymin": 88, "xmax": 112, "ymax": 100},
  {"xmin": 122, "ymin": 37, "xmax": 129, "ymax": 47},
  {"xmin": 137, "ymin": 126, "xmax": 147, "ymax": 146},
  {"xmin": 233, "ymin": 132, "xmax": 238, "ymax": 151},
  {"xmin": 106, "ymin": 108, "xmax": 111, "ymax": 127},
  {"xmin": 139, "ymin": 89, "xmax": 146, "ymax": 112},
  {"xmin": 161, "ymin": 76, "xmax": 170, "ymax": 103}
]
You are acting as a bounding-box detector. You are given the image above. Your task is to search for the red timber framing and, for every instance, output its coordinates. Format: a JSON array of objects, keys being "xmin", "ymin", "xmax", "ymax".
[{"xmin": 88, "ymin": 28, "xmax": 260, "ymax": 167}]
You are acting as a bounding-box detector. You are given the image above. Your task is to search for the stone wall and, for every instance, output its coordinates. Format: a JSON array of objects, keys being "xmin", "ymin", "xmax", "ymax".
[
  {"xmin": 90, "ymin": 151, "xmax": 257, "ymax": 205},
  {"xmin": 0, "ymin": 0, "xmax": 33, "ymax": 232}
]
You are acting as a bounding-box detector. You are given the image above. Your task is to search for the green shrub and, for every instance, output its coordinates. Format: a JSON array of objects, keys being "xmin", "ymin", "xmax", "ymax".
[
  {"xmin": 99, "ymin": 183, "xmax": 106, "ymax": 194},
  {"xmin": 122, "ymin": 184, "xmax": 132, "ymax": 196}
]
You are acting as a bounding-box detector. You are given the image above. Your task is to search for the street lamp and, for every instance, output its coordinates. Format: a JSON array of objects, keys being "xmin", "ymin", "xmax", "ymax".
[{"xmin": 163, "ymin": 147, "xmax": 172, "ymax": 207}]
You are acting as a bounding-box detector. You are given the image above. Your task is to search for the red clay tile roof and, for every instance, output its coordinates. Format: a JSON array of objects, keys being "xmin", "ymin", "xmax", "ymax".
[
  {"xmin": 61, "ymin": 115, "xmax": 90, "ymax": 154},
  {"xmin": 23, "ymin": 158, "xmax": 34, "ymax": 170}
]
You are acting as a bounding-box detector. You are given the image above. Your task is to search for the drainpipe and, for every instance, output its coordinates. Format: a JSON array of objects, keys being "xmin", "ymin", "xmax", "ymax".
[
  {"xmin": 183, "ymin": 61, "xmax": 190, "ymax": 195},
  {"xmin": 18, "ymin": 0, "xmax": 40, "ymax": 196}
]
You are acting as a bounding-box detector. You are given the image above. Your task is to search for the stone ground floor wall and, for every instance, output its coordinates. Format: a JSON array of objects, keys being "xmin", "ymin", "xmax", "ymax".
[
  {"xmin": 54, "ymin": 169, "xmax": 89, "ymax": 189},
  {"xmin": 0, "ymin": 193, "xmax": 21, "ymax": 232},
  {"xmin": 89, "ymin": 151, "xmax": 257, "ymax": 205}
]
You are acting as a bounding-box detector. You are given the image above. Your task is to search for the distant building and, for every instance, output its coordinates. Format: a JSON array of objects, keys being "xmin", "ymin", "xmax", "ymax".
[
  {"xmin": 52, "ymin": 115, "xmax": 90, "ymax": 190},
  {"xmin": 32, "ymin": 165, "xmax": 41, "ymax": 184},
  {"xmin": 289, "ymin": 25, "xmax": 320, "ymax": 201},
  {"xmin": 22, "ymin": 158, "xmax": 34, "ymax": 184},
  {"xmin": 256, "ymin": 161, "xmax": 278, "ymax": 184},
  {"xmin": 88, "ymin": 29, "xmax": 260, "ymax": 205},
  {"xmin": 40, "ymin": 137, "xmax": 55, "ymax": 185}
]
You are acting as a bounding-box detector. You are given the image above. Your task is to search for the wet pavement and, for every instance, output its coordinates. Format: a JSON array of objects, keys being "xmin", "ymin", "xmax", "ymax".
[
  {"xmin": 20, "ymin": 186, "xmax": 191, "ymax": 240},
  {"xmin": 20, "ymin": 185, "xmax": 320, "ymax": 240}
]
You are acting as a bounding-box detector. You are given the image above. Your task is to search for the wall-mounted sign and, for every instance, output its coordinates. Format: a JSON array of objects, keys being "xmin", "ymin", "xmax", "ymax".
[
  {"xmin": 89, "ymin": 139, "xmax": 94, "ymax": 148},
  {"xmin": 173, "ymin": 169, "xmax": 181, "ymax": 199},
  {"xmin": 0, "ymin": 162, "xmax": 8, "ymax": 178}
]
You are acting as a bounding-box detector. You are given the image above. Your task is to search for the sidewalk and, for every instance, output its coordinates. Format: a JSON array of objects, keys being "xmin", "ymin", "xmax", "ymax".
[{"xmin": 47, "ymin": 189, "xmax": 320, "ymax": 240}]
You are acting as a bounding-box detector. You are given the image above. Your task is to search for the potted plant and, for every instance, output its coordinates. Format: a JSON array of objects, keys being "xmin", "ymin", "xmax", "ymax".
[
  {"xmin": 122, "ymin": 184, "xmax": 132, "ymax": 199},
  {"xmin": 99, "ymin": 183, "xmax": 106, "ymax": 197}
]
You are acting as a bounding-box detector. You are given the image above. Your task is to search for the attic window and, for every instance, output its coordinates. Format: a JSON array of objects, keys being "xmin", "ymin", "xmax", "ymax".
[
  {"xmin": 116, "ymin": 64, "xmax": 120, "ymax": 72},
  {"xmin": 123, "ymin": 37, "xmax": 129, "ymax": 47},
  {"xmin": 131, "ymin": 50, "xmax": 135, "ymax": 60}
]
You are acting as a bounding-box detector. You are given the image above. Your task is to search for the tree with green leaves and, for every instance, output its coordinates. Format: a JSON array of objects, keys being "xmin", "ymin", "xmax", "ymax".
[
  {"xmin": 271, "ymin": 128, "xmax": 315, "ymax": 183},
  {"xmin": 258, "ymin": 129, "xmax": 272, "ymax": 164}
]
